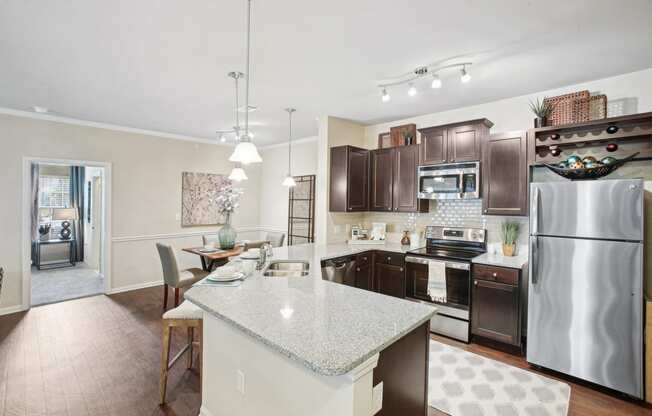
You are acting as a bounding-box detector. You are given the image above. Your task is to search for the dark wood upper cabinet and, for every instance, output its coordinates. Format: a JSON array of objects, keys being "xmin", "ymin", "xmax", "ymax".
[
  {"xmin": 418, "ymin": 119, "xmax": 493, "ymax": 165},
  {"xmin": 369, "ymin": 148, "xmax": 394, "ymax": 211},
  {"xmin": 329, "ymin": 145, "xmax": 369, "ymax": 212},
  {"xmin": 393, "ymin": 146, "xmax": 429, "ymax": 212},
  {"xmin": 482, "ymin": 131, "xmax": 528, "ymax": 216},
  {"xmin": 419, "ymin": 128, "xmax": 447, "ymax": 165}
]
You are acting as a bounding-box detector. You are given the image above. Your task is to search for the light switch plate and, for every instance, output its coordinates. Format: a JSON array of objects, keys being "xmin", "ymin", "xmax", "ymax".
[
  {"xmin": 175, "ymin": 213, "xmax": 181, "ymax": 221},
  {"xmin": 237, "ymin": 370, "xmax": 245, "ymax": 394},
  {"xmin": 372, "ymin": 381, "xmax": 383, "ymax": 414}
]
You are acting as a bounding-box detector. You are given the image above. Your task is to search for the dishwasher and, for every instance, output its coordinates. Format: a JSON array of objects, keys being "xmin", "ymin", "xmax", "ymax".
[{"xmin": 321, "ymin": 256, "xmax": 357, "ymax": 287}]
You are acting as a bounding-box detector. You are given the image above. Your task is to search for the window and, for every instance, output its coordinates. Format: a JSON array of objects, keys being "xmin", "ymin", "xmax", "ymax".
[{"xmin": 39, "ymin": 175, "xmax": 70, "ymax": 208}]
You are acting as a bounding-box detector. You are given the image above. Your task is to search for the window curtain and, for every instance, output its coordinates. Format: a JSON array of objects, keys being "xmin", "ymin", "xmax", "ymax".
[
  {"xmin": 70, "ymin": 166, "xmax": 85, "ymax": 263},
  {"xmin": 30, "ymin": 163, "xmax": 40, "ymax": 263}
]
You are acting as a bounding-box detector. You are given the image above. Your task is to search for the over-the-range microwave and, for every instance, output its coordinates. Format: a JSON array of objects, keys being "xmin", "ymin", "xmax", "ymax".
[{"xmin": 417, "ymin": 161, "xmax": 480, "ymax": 200}]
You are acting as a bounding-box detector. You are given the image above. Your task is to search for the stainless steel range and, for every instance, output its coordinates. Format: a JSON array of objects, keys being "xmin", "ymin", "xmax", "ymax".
[{"xmin": 406, "ymin": 226, "xmax": 486, "ymax": 342}]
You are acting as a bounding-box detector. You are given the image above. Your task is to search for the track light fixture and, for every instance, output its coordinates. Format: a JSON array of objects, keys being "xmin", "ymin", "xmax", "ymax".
[{"xmin": 378, "ymin": 61, "xmax": 472, "ymax": 102}]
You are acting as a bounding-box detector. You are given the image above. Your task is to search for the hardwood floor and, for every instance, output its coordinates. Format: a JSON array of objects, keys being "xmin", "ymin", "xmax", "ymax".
[{"xmin": 0, "ymin": 286, "xmax": 649, "ymax": 416}]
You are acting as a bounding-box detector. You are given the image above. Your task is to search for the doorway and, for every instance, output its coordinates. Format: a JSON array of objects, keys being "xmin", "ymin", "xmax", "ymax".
[{"xmin": 22, "ymin": 158, "xmax": 111, "ymax": 308}]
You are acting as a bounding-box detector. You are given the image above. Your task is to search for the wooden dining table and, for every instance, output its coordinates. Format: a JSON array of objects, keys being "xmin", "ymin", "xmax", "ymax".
[{"xmin": 182, "ymin": 246, "xmax": 244, "ymax": 271}]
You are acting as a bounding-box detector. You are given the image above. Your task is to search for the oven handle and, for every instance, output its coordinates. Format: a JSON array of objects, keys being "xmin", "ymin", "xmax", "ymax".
[{"xmin": 405, "ymin": 256, "xmax": 469, "ymax": 270}]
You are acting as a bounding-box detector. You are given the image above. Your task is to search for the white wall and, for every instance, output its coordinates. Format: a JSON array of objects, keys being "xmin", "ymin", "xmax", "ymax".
[
  {"xmin": 258, "ymin": 138, "xmax": 318, "ymax": 236},
  {"xmin": 0, "ymin": 113, "xmax": 262, "ymax": 313}
]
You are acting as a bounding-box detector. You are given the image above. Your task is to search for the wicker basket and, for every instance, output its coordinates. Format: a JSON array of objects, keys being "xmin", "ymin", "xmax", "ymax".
[
  {"xmin": 544, "ymin": 90, "xmax": 590, "ymax": 126},
  {"xmin": 544, "ymin": 153, "xmax": 638, "ymax": 180},
  {"xmin": 588, "ymin": 95, "xmax": 607, "ymax": 120}
]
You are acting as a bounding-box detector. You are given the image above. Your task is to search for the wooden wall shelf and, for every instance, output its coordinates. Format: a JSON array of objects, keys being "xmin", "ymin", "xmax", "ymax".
[{"xmin": 528, "ymin": 111, "xmax": 652, "ymax": 166}]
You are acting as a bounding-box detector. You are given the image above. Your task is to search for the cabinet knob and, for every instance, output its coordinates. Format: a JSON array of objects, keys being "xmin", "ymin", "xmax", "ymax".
[
  {"xmin": 387, "ymin": 257, "xmax": 391, "ymax": 261},
  {"xmin": 400, "ymin": 268, "xmax": 404, "ymax": 272},
  {"xmin": 363, "ymin": 257, "xmax": 367, "ymax": 261},
  {"xmin": 493, "ymin": 272, "xmax": 497, "ymax": 277},
  {"xmin": 474, "ymin": 280, "xmax": 478, "ymax": 286},
  {"xmin": 356, "ymin": 267, "xmax": 360, "ymax": 272}
]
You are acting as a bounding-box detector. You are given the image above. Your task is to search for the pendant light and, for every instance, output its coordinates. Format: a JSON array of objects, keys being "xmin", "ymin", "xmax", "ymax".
[
  {"xmin": 229, "ymin": 162, "xmax": 248, "ymax": 182},
  {"xmin": 229, "ymin": 0, "xmax": 262, "ymax": 165},
  {"xmin": 282, "ymin": 108, "xmax": 297, "ymax": 187}
]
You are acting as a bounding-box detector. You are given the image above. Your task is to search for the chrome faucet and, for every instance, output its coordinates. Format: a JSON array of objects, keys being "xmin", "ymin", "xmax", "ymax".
[{"xmin": 257, "ymin": 243, "xmax": 272, "ymax": 270}]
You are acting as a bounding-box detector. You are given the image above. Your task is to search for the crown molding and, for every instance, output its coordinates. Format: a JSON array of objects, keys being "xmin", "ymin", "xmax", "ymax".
[
  {"xmin": 0, "ymin": 107, "xmax": 233, "ymax": 147},
  {"xmin": 259, "ymin": 135, "xmax": 318, "ymax": 150}
]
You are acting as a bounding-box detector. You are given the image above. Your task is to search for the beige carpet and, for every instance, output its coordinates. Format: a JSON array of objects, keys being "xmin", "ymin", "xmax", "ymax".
[
  {"xmin": 31, "ymin": 265, "xmax": 103, "ymax": 306},
  {"xmin": 429, "ymin": 340, "xmax": 571, "ymax": 416}
]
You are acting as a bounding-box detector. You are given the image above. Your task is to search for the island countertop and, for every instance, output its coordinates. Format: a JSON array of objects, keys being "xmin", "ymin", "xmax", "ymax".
[{"xmin": 184, "ymin": 243, "xmax": 436, "ymax": 377}]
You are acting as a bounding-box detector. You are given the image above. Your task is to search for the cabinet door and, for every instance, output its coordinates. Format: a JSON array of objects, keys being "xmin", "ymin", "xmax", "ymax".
[
  {"xmin": 370, "ymin": 148, "xmax": 394, "ymax": 211},
  {"xmin": 393, "ymin": 145, "xmax": 427, "ymax": 212},
  {"xmin": 347, "ymin": 147, "xmax": 369, "ymax": 211},
  {"xmin": 355, "ymin": 264, "xmax": 372, "ymax": 291},
  {"xmin": 471, "ymin": 278, "xmax": 520, "ymax": 345},
  {"xmin": 374, "ymin": 263, "xmax": 406, "ymax": 298},
  {"xmin": 482, "ymin": 131, "xmax": 527, "ymax": 216},
  {"xmin": 419, "ymin": 128, "xmax": 447, "ymax": 165},
  {"xmin": 448, "ymin": 124, "xmax": 481, "ymax": 162}
]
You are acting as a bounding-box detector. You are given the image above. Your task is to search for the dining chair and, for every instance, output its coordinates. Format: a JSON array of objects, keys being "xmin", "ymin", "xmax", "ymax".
[
  {"xmin": 156, "ymin": 243, "xmax": 209, "ymax": 309},
  {"xmin": 202, "ymin": 234, "xmax": 220, "ymax": 248},
  {"xmin": 159, "ymin": 300, "xmax": 203, "ymax": 405},
  {"xmin": 244, "ymin": 240, "xmax": 270, "ymax": 251},
  {"xmin": 265, "ymin": 232, "xmax": 285, "ymax": 247}
]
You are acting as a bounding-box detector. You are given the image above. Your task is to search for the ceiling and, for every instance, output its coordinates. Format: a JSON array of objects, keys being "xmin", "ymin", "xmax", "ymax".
[{"xmin": 1, "ymin": 0, "xmax": 651, "ymax": 146}]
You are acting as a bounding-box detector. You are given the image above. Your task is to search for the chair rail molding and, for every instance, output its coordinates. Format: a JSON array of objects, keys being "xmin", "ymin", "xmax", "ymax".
[{"xmin": 112, "ymin": 226, "xmax": 282, "ymax": 243}]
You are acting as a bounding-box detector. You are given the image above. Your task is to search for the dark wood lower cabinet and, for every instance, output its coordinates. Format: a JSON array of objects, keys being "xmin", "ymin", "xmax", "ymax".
[
  {"xmin": 355, "ymin": 263, "xmax": 372, "ymax": 291},
  {"xmin": 374, "ymin": 322, "xmax": 429, "ymax": 416},
  {"xmin": 374, "ymin": 263, "xmax": 406, "ymax": 299},
  {"xmin": 471, "ymin": 265, "xmax": 521, "ymax": 346}
]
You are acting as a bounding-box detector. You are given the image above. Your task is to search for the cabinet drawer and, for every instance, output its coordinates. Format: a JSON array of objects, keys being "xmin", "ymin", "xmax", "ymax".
[
  {"xmin": 375, "ymin": 251, "xmax": 404, "ymax": 267},
  {"xmin": 356, "ymin": 252, "xmax": 372, "ymax": 267},
  {"xmin": 473, "ymin": 264, "xmax": 519, "ymax": 285}
]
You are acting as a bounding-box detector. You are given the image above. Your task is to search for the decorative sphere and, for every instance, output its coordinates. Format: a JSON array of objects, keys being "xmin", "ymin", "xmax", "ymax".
[
  {"xmin": 566, "ymin": 155, "xmax": 582, "ymax": 165},
  {"xmin": 601, "ymin": 156, "xmax": 617, "ymax": 165},
  {"xmin": 569, "ymin": 161, "xmax": 585, "ymax": 169},
  {"xmin": 582, "ymin": 156, "xmax": 597, "ymax": 164},
  {"xmin": 558, "ymin": 161, "xmax": 569, "ymax": 169},
  {"xmin": 584, "ymin": 161, "xmax": 596, "ymax": 169},
  {"xmin": 606, "ymin": 143, "xmax": 619, "ymax": 152}
]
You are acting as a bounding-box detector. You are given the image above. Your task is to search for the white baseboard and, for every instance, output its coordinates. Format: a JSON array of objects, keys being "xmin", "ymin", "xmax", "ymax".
[
  {"xmin": 0, "ymin": 304, "xmax": 27, "ymax": 317},
  {"xmin": 106, "ymin": 279, "xmax": 162, "ymax": 295}
]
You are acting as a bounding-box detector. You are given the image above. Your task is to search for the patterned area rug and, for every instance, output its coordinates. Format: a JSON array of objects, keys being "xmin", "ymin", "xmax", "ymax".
[{"xmin": 428, "ymin": 341, "xmax": 570, "ymax": 416}]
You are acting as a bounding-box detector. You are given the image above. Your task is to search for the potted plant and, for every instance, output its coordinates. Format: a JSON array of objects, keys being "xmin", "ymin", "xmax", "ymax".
[
  {"xmin": 402, "ymin": 130, "xmax": 414, "ymax": 146},
  {"xmin": 215, "ymin": 184, "xmax": 243, "ymax": 249},
  {"xmin": 529, "ymin": 97, "xmax": 554, "ymax": 128},
  {"xmin": 500, "ymin": 221, "xmax": 520, "ymax": 257}
]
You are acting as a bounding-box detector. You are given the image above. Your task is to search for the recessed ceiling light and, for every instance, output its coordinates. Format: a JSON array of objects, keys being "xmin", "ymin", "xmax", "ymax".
[
  {"xmin": 407, "ymin": 83, "xmax": 417, "ymax": 96},
  {"xmin": 33, "ymin": 106, "xmax": 49, "ymax": 113}
]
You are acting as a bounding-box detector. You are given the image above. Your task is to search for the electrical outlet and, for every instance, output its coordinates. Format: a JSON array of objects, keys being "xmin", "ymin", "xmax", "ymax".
[
  {"xmin": 372, "ymin": 381, "xmax": 383, "ymax": 414},
  {"xmin": 175, "ymin": 213, "xmax": 181, "ymax": 221},
  {"xmin": 236, "ymin": 370, "xmax": 245, "ymax": 394}
]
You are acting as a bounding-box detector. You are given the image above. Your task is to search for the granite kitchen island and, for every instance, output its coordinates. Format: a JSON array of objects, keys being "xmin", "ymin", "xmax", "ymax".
[{"xmin": 184, "ymin": 243, "xmax": 436, "ymax": 416}]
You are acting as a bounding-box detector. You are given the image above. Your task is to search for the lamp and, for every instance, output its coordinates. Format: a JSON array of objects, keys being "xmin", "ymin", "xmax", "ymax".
[
  {"xmin": 53, "ymin": 208, "xmax": 78, "ymax": 240},
  {"xmin": 282, "ymin": 108, "xmax": 297, "ymax": 187},
  {"xmin": 229, "ymin": 163, "xmax": 248, "ymax": 182}
]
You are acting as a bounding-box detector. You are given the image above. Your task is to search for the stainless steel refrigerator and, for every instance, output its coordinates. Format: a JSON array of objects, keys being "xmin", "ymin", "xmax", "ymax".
[{"xmin": 527, "ymin": 178, "xmax": 644, "ymax": 398}]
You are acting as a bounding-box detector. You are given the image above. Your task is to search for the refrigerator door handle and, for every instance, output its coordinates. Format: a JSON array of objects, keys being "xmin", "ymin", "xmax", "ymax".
[
  {"xmin": 530, "ymin": 236, "xmax": 539, "ymax": 284},
  {"xmin": 532, "ymin": 187, "xmax": 540, "ymax": 235}
]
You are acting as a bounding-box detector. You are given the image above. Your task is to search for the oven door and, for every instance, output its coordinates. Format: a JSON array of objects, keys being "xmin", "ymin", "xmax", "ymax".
[{"xmin": 405, "ymin": 256, "xmax": 470, "ymax": 318}]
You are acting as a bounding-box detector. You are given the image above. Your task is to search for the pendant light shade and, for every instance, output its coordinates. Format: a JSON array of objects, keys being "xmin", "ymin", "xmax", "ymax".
[
  {"xmin": 229, "ymin": 163, "xmax": 248, "ymax": 181},
  {"xmin": 282, "ymin": 175, "xmax": 297, "ymax": 187},
  {"xmin": 229, "ymin": 140, "xmax": 262, "ymax": 165},
  {"xmin": 282, "ymin": 108, "xmax": 297, "ymax": 187}
]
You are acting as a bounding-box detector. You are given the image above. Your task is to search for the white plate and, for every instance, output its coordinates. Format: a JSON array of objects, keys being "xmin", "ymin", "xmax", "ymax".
[{"xmin": 206, "ymin": 272, "xmax": 244, "ymax": 282}]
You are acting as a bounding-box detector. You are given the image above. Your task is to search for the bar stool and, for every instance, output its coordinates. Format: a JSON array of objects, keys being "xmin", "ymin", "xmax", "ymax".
[{"xmin": 159, "ymin": 300, "xmax": 203, "ymax": 405}]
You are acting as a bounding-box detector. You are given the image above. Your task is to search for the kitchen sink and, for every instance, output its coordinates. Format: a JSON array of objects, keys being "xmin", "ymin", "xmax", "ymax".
[{"xmin": 262, "ymin": 260, "xmax": 310, "ymax": 277}]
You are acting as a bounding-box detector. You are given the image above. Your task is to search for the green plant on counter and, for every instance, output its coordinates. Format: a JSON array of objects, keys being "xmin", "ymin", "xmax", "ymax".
[
  {"xmin": 500, "ymin": 221, "xmax": 520, "ymax": 246},
  {"xmin": 529, "ymin": 97, "xmax": 554, "ymax": 118}
]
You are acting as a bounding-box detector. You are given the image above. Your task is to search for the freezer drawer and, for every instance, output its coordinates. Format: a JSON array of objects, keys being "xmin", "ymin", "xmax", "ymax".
[
  {"xmin": 527, "ymin": 235, "xmax": 644, "ymax": 398},
  {"xmin": 530, "ymin": 179, "xmax": 643, "ymax": 241}
]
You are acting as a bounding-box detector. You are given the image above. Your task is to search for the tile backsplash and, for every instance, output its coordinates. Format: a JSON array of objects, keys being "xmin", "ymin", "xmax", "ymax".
[{"xmin": 360, "ymin": 199, "xmax": 529, "ymax": 250}]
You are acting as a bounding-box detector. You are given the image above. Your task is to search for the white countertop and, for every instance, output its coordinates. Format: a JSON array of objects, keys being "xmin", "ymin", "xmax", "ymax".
[
  {"xmin": 184, "ymin": 243, "xmax": 436, "ymax": 377},
  {"xmin": 472, "ymin": 252, "xmax": 528, "ymax": 269}
]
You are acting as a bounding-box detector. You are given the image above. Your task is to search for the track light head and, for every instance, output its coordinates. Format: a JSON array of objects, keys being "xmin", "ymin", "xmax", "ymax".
[
  {"xmin": 460, "ymin": 66, "xmax": 471, "ymax": 83},
  {"xmin": 431, "ymin": 73, "xmax": 442, "ymax": 89},
  {"xmin": 381, "ymin": 88, "xmax": 391, "ymax": 103}
]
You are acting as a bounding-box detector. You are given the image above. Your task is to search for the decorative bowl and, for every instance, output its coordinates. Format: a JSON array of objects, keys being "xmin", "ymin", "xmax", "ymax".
[{"xmin": 543, "ymin": 152, "xmax": 638, "ymax": 180}]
